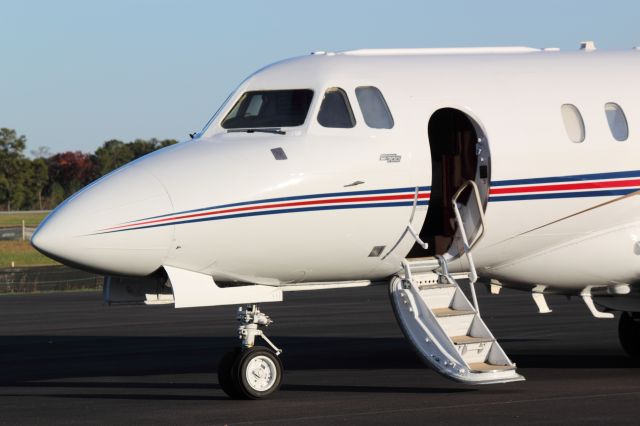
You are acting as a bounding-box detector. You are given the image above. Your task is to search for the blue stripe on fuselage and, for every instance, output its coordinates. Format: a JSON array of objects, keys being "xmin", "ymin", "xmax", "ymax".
[{"xmin": 100, "ymin": 200, "xmax": 429, "ymax": 234}]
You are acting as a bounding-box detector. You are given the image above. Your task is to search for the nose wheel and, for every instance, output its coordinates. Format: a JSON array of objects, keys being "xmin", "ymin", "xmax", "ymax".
[{"xmin": 218, "ymin": 305, "xmax": 283, "ymax": 399}]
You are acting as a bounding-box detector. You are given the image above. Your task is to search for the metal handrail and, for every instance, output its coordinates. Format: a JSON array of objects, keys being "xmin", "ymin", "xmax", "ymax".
[
  {"xmin": 451, "ymin": 180, "xmax": 486, "ymax": 250},
  {"xmin": 451, "ymin": 180, "xmax": 486, "ymax": 314},
  {"xmin": 406, "ymin": 224, "xmax": 429, "ymax": 250}
]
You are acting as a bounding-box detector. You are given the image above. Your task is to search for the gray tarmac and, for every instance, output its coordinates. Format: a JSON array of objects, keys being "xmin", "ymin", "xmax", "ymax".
[{"xmin": 0, "ymin": 284, "xmax": 639, "ymax": 425}]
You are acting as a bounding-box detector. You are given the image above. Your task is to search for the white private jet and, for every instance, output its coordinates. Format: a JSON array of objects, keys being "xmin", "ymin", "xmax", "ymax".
[{"xmin": 32, "ymin": 42, "xmax": 640, "ymax": 399}]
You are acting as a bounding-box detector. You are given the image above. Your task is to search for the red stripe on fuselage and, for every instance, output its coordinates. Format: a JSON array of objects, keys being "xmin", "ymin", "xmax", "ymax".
[
  {"xmin": 101, "ymin": 192, "xmax": 430, "ymax": 231},
  {"xmin": 490, "ymin": 179, "xmax": 640, "ymax": 195}
]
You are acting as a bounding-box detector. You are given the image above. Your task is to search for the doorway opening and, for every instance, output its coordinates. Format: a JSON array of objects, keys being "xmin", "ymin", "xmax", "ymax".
[{"xmin": 408, "ymin": 108, "xmax": 490, "ymax": 258}]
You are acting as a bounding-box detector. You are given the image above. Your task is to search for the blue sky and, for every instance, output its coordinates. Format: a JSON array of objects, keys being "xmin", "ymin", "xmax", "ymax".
[{"xmin": 2, "ymin": 0, "xmax": 639, "ymax": 154}]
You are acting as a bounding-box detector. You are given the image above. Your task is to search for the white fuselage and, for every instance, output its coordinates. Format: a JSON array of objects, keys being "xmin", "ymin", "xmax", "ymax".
[{"xmin": 32, "ymin": 47, "xmax": 640, "ymax": 292}]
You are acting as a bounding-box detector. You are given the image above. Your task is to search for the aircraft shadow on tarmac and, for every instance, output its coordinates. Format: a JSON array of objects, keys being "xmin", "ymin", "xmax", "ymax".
[
  {"xmin": 0, "ymin": 335, "xmax": 636, "ymax": 387},
  {"xmin": 0, "ymin": 334, "xmax": 481, "ymax": 399},
  {"xmin": 0, "ymin": 382, "xmax": 474, "ymax": 402},
  {"xmin": 0, "ymin": 336, "xmax": 420, "ymax": 383}
]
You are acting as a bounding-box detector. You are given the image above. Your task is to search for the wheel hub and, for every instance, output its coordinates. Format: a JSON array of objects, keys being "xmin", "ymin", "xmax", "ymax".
[{"xmin": 245, "ymin": 355, "xmax": 277, "ymax": 391}]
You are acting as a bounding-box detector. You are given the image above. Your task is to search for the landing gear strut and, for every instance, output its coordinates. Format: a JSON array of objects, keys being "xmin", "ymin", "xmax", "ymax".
[
  {"xmin": 218, "ymin": 305, "xmax": 283, "ymax": 399},
  {"xmin": 619, "ymin": 311, "xmax": 640, "ymax": 357}
]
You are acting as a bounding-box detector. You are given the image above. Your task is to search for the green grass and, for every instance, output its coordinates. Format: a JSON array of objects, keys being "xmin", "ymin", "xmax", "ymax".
[
  {"xmin": 0, "ymin": 212, "xmax": 56, "ymax": 268},
  {"xmin": 0, "ymin": 211, "xmax": 50, "ymax": 227},
  {"xmin": 0, "ymin": 240, "xmax": 58, "ymax": 268}
]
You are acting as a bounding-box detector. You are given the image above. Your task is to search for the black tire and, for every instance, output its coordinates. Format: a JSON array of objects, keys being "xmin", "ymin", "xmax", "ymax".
[
  {"xmin": 619, "ymin": 312, "xmax": 640, "ymax": 357},
  {"xmin": 234, "ymin": 346, "xmax": 283, "ymax": 399},
  {"xmin": 218, "ymin": 348, "xmax": 243, "ymax": 399}
]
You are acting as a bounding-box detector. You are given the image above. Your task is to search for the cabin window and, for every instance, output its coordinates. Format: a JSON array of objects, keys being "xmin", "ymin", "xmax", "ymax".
[
  {"xmin": 317, "ymin": 88, "xmax": 356, "ymax": 128},
  {"xmin": 221, "ymin": 89, "xmax": 314, "ymax": 129},
  {"xmin": 604, "ymin": 103, "xmax": 629, "ymax": 141},
  {"xmin": 355, "ymin": 86, "xmax": 394, "ymax": 129},
  {"xmin": 560, "ymin": 104, "xmax": 585, "ymax": 143}
]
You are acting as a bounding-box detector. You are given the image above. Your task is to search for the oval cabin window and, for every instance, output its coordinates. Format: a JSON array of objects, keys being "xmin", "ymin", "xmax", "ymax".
[
  {"xmin": 560, "ymin": 104, "xmax": 586, "ymax": 143},
  {"xmin": 604, "ymin": 102, "xmax": 629, "ymax": 141}
]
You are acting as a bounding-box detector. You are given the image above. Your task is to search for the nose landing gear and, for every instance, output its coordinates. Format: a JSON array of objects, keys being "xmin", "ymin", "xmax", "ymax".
[{"xmin": 218, "ymin": 305, "xmax": 283, "ymax": 399}]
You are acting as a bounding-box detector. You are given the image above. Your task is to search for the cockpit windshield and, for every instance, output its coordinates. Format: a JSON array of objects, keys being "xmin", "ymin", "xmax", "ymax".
[{"xmin": 221, "ymin": 89, "xmax": 314, "ymax": 129}]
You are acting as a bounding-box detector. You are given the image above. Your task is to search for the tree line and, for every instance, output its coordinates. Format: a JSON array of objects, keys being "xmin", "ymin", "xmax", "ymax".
[{"xmin": 0, "ymin": 128, "xmax": 177, "ymax": 211}]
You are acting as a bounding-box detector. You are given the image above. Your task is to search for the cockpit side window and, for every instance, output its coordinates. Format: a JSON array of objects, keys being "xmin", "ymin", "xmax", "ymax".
[
  {"xmin": 355, "ymin": 86, "xmax": 394, "ymax": 129},
  {"xmin": 221, "ymin": 89, "xmax": 314, "ymax": 129},
  {"xmin": 317, "ymin": 88, "xmax": 356, "ymax": 128}
]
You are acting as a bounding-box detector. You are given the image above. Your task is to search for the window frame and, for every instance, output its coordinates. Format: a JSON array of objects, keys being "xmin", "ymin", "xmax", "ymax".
[
  {"xmin": 560, "ymin": 103, "xmax": 586, "ymax": 143},
  {"xmin": 604, "ymin": 102, "xmax": 629, "ymax": 142},
  {"xmin": 355, "ymin": 86, "xmax": 395, "ymax": 129},
  {"xmin": 317, "ymin": 87, "xmax": 357, "ymax": 129},
  {"xmin": 220, "ymin": 89, "xmax": 315, "ymax": 130}
]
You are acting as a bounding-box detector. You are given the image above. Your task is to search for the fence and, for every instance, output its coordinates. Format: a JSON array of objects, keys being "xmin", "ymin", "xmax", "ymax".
[
  {"xmin": 0, "ymin": 223, "xmax": 36, "ymax": 241},
  {"xmin": 0, "ymin": 210, "xmax": 49, "ymax": 241},
  {"xmin": 0, "ymin": 265, "xmax": 103, "ymax": 293}
]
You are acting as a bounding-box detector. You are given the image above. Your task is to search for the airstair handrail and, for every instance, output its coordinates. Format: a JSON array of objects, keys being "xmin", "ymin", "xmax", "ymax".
[
  {"xmin": 451, "ymin": 180, "xmax": 486, "ymax": 251},
  {"xmin": 451, "ymin": 180, "xmax": 486, "ymax": 314},
  {"xmin": 406, "ymin": 223, "xmax": 429, "ymax": 250}
]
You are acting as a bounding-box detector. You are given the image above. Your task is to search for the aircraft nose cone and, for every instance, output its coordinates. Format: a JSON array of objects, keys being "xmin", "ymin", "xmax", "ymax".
[
  {"xmin": 31, "ymin": 163, "xmax": 174, "ymax": 276},
  {"xmin": 30, "ymin": 219, "xmax": 61, "ymax": 260}
]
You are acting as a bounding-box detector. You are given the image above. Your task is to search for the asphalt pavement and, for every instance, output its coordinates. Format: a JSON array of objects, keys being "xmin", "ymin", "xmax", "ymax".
[{"xmin": 0, "ymin": 284, "xmax": 639, "ymax": 425}]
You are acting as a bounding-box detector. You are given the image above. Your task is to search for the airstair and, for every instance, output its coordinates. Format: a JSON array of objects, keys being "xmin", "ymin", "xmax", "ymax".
[{"xmin": 390, "ymin": 181, "xmax": 524, "ymax": 384}]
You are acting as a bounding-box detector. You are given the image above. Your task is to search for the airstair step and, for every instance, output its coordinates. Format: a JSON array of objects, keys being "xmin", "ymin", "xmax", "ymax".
[
  {"xmin": 432, "ymin": 307, "xmax": 475, "ymax": 317},
  {"xmin": 419, "ymin": 284, "xmax": 457, "ymax": 309},
  {"xmin": 418, "ymin": 282, "xmax": 455, "ymax": 290},
  {"xmin": 451, "ymin": 335, "xmax": 494, "ymax": 345},
  {"xmin": 468, "ymin": 362, "xmax": 516, "ymax": 373},
  {"xmin": 405, "ymin": 257, "xmax": 440, "ymax": 273},
  {"xmin": 407, "ymin": 257, "xmax": 439, "ymax": 264},
  {"xmin": 412, "ymin": 274, "xmax": 441, "ymax": 287}
]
